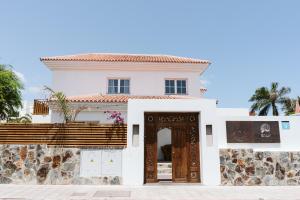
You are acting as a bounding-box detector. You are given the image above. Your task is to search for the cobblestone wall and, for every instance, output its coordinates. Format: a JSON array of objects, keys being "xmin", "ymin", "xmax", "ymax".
[
  {"xmin": 220, "ymin": 149, "xmax": 300, "ymax": 186},
  {"xmin": 0, "ymin": 145, "xmax": 121, "ymax": 185}
]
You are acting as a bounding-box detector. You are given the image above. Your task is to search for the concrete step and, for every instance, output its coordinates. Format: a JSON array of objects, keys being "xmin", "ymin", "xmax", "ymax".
[
  {"xmin": 157, "ymin": 162, "xmax": 172, "ymax": 180},
  {"xmin": 157, "ymin": 162, "xmax": 172, "ymax": 168},
  {"xmin": 157, "ymin": 173, "xmax": 172, "ymax": 180},
  {"xmin": 158, "ymin": 168, "xmax": 172, "ymax": 174}
]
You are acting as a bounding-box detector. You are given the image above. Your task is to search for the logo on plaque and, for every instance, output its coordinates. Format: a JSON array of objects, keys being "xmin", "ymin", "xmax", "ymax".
[{"xmin": 260, "ymin": 123, "xmax": 271, "ymax": 138}]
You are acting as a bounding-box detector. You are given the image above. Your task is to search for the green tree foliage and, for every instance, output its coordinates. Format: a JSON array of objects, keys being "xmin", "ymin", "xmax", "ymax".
[
  {"xmin": 249, "ymin": 82, "xmax": 291, "ymax": 116},
  {"xmin": 0, "ymin": 65, "xmax": 24, "ymax": 121},
  {"xmin": 283, "ymin": 96, "xmax": 300, "ymax": 115}
]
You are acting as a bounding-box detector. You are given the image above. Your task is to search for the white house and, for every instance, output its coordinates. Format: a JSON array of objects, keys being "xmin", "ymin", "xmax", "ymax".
[{"xmin": 1, "ymin": 53, "xmax": 299, "ymax": 186}]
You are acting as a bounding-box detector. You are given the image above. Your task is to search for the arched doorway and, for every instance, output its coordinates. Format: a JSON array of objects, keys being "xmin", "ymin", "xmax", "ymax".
[
  {"xmin": 157, "ymin": 128, "xmax": 172, "ymax": 180},
  {"xmin": 144, "ymin": 112, "xmax": 200, "ymax": 183}
]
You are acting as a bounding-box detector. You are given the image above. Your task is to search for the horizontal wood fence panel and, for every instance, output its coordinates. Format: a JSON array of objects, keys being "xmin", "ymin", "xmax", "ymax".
[
  {"xmin": 0, "ymin": 135, "xmax": 126, "ymax": 138},
  {"xmin": 0, "ymin": 123, "xmax": 127, "ymax": 147}
]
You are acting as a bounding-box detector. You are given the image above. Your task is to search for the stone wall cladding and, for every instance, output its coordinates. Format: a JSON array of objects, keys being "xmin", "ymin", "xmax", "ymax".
[
  {"xmin": 220, "ymin": 149, "xmax": 300, "ymax": 186},
  {"xmin": 0, "ymin": 145, "xmax": 121, "ymax": 185}
]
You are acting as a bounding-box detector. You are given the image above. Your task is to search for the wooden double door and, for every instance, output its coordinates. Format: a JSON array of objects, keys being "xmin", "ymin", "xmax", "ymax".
[{"xmin": 144, "ymin": 113, "xmax": 200, "ymax": 183}]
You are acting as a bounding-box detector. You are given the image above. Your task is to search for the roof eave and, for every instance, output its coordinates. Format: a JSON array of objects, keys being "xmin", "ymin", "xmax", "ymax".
[{"xmin": 41, "ymin": 60, "xmax": 210, "ymax": 74}]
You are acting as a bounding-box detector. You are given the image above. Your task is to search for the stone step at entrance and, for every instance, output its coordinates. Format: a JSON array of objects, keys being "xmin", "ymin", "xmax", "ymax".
[
  {"xmin": 157, "ymin": 162, "xmax": 172, "ymax": 168},
  {"xmin": 157, "ymin": 162, "xmax": 172, "ymax": 180}
]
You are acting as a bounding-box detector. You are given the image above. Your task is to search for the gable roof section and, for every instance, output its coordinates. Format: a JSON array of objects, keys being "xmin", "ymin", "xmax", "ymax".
[
  {"xmin": 66, "ymin": 94, "xmax": 196, "ymax": 103},
  {"xmin": 40, "ymin": 53, "xmax": 210, "ymax": 64}
]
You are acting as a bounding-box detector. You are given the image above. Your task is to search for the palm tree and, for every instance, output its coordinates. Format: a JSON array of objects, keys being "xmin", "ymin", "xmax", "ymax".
[
  {"xmin": 283, "ymin": 96, "xmax": 300, "ymax": 115},
  {"xmin": 249, "ymin": 82, "xmax": 291, "ymax": 116},
  {"xmin": 44, "ymin": 86, "xmax": 86, "ymax": 123}
]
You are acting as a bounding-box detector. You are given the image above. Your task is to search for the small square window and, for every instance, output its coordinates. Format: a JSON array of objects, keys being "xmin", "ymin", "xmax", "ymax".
[
  {"xmin": 165, "ymin": 79, "xmax": 187, "ymax": 95},
  {"xmin": 176, "ymin": 80, "xmax": 187, "ymax": 94},
  {"xmin": 165, "ymin": 80, "xmax": 175, "ymax": 94},
  {"xmin": 282, "ymin": 121, "xmax": 290, "ymax": 130},
  {"xmin": 120, "ymin": 79, "xmax": 130, "ymax": 94},
  {"xmin": 108, "ymin": 79, "xmax": 130, "ymax": 94},
  {"xmin": 108, "ymin": 79, "xmax": 119, "ymax": 94}
]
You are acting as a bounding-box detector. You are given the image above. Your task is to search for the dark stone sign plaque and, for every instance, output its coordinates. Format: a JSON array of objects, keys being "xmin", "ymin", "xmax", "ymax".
[{"xmin": 226, "ymin": 121, "xmax": 280, "ymax": 143}]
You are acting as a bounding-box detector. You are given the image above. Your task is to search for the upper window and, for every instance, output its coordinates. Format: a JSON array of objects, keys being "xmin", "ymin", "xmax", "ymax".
[
  {"xmin": 165, "ymin": 80, "xmax": 175, "ymax": 94},
  {"xmin": 108, "ymin": 79, "xmax": 130, "ymax": 94},
  {"xmin": 165, "ymin": 79, "xmax": 187, "ymax": 95}
]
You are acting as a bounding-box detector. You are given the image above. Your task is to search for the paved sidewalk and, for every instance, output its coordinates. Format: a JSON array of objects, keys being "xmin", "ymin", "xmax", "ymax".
[{"xmin": 0, "ymin": 185, "xmax": 300, "ymax": 200}]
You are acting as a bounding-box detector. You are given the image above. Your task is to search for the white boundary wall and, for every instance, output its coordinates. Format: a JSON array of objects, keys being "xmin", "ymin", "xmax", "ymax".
[
  {"xmin": 124, "ymin": 99, "xmax": 300, "ymax": 186},
  {"xmin": 47, "ymin": 98, "xmax": 300, "ymax": 186}
]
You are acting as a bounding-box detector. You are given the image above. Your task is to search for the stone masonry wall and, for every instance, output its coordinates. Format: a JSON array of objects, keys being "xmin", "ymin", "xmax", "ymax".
[
  {"xmin": 0, "ymin": 145, "xmax": 121, "ymax": 185},
  {"xmin": 220, "ymin": 149, "xmax": 300, "ymax": 186}
]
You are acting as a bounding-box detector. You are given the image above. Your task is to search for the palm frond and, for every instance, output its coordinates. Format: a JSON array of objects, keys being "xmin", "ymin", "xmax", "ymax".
[
  {"xmin": 44, "ymin": 86, "xmax": 86, "ymax": 123},
  {"xmin": 250, "ymin": 82, "xmax": 291, "ymax": 116},
  {"xmin": 7, "ymin": 113, "xmax": 32, "ymax": 123},
  {"xmin": 270, "ymin": 82, "xmax": 279, "ymax": 93},
  {"xmin": 249, "ymin": 87, "xmax": 270, "ymax": 102},
  {"xmin": 278, "ymin": 87, "xmax": 291, "ymax": 97}
]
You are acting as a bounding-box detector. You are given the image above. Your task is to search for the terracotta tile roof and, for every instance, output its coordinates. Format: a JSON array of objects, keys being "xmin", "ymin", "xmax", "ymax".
[
  {"xmin": 40, "ymin": 53, "xmax": 210, "ymax": 64},
  {"xmin": 66, "ymin": 95, "xmax": 195, "ymax": 103},
  {"xmin": 200, "ymin": 88, "xmax": 207, "ymax": 92}
]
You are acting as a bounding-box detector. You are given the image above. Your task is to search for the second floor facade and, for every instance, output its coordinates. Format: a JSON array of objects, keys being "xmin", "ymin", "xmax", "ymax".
[{"xmin": 41, "ymin": 53, "xmax": 210, "ymax": 97}]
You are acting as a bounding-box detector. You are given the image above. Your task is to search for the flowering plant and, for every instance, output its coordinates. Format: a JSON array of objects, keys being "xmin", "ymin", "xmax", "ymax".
[{"xmin": 104, "ymin": 111, "xmax": 124, "ymax": 125}]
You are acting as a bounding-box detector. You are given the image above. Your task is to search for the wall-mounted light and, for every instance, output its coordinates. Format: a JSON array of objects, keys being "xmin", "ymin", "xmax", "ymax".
[{"xmin": 132, "ymin": 124, "xmax": 139, "ymax": 147}]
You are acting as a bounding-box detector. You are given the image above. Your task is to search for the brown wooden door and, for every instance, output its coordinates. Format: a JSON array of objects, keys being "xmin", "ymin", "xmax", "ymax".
[
  {"xmin": 172, "ymin": 126, "xmax": 188, "ymax": 182},
  {"xmin": 187, "ymin": 125, "xmax": 201, "ymax": 183},
  {"xmin": 144, "ymin": 117, "xmax": 158, "ymax": 183},
  {"xmin": 144, "ymin": 112, "xmax": 200, "ymax": 184}
]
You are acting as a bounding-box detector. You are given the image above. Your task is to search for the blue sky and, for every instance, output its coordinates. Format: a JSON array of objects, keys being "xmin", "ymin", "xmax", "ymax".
[{"xmin": 0, "ymin": 0, "xmax": 299, "ymax": 109}]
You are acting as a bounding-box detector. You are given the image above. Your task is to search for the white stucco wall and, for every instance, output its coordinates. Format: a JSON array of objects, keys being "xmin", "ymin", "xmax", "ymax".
[
  {"xmin": 124, "ymin": 99, "xmax": 220, "ymax": 186},
  {"xmin": 217, "ymin": 116, "xmax": 300, "ymax": 151},
  {"xmin": 51, "ymin": 110, "xmax": 127, "ymax": 124},
  {"xmin": 217, "ymin": 108, "xmax": 249, "ymax": 117},
  {"xmin": 52, "ymin": 70, "xmax": 204, "ymax": 97},
  {"xmin": 32, "ymin": 114, "xmax": 51, "ymax": 123}
]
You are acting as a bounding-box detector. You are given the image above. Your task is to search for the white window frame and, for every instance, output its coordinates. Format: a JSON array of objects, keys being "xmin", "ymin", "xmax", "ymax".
[
  {"xmin": 107, "ymin": 78, "xmax": 130, "ymax": 94},
  {"xmin": 164, "ymin": 79, "xmax": 188, "ymax": 95}
]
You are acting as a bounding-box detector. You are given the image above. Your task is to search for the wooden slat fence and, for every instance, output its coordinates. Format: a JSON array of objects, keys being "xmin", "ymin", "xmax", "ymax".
[{"xmin": 0, "ymin": 123, "xmax": 127, "ymax": 147}]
